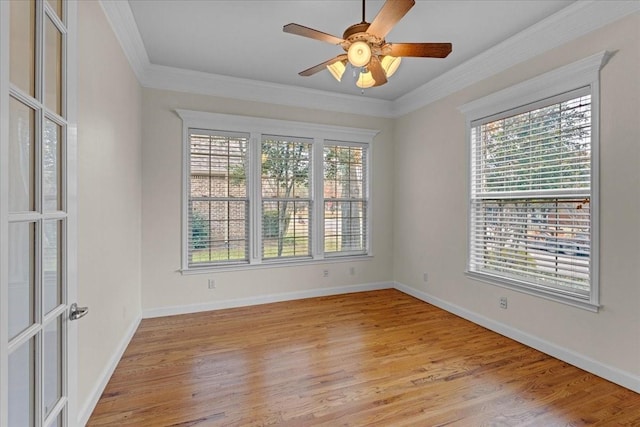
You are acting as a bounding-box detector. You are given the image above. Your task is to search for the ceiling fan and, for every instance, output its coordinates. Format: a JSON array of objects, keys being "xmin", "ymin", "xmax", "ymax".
[{"xmin": 283, "ymin": 0, "xmax": 452, "ymax": 89}]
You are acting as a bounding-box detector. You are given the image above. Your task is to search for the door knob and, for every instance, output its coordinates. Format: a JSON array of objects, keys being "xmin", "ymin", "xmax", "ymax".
[{"xmin": 69, "ymin": 303, "xmax": 89, "ymax": 321}]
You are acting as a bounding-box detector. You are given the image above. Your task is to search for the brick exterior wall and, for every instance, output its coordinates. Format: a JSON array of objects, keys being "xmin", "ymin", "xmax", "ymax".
[{"xmin": 190, "ymin": 174, "xmax": 247, "ymax": 244}]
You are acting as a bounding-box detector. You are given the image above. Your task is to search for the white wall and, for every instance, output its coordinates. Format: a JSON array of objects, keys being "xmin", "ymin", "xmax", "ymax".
[
  {"xmin": 77, "ymin": 0, "xmax": 142, "ymax": 421},
  {"xmin": 141, "ymin": 89, "xmax": 395, "ymax": 314},
  {"xmin": 393, "ymin": 13, "xmax": 640, "ymax": 383}
]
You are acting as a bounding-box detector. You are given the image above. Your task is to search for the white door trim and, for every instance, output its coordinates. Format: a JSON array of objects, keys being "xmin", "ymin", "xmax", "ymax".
[
  {"xmin": 0, "ymin": 0, "xmax": 11, "ymax": 425},
  {"xmin": 65, "ymin": 1, "xmax": 78, "ymax": 425}
]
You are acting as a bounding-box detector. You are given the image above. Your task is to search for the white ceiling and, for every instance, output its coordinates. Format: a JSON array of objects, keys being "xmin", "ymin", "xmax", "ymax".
[{"xmin": 127, "ymin": 0, "xmax": 575, "ymax": 101}]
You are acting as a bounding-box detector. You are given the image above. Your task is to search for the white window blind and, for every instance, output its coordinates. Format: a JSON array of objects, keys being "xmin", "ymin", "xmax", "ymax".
[
  {"xmin": 188, "ymin": 130, "xmax": 249, "ymax": 266},
  {"xmin": 323, "ymin": 143, "xmax": 368, "ymax": 256},
  {"xmin": 469, "ymin": 89, "xmax": 593, "ymax": 300}
]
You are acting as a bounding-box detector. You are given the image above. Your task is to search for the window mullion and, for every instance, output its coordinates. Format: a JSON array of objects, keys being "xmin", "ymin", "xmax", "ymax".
[
  {"xmin": 312, "ymin": 138, "xmax": 324, "ymax": 259},
  {"xmin": 249, "ymin": 132, "xmax": 261, "ymax": 264}
]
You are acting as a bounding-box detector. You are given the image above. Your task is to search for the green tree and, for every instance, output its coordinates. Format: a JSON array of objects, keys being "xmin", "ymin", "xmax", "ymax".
[{"xmin": 190, "ymin": 211, "xmax": 209, "ymax": 250}]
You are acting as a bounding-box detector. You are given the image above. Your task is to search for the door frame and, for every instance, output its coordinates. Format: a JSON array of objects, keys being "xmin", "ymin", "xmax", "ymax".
[
  {"xmin": 65, "ymin": 0, "xmax": 78, "ymax": 424},
  {"xmin": 0, "ymin": 0, "xmax": 10, "ymax": 423}
]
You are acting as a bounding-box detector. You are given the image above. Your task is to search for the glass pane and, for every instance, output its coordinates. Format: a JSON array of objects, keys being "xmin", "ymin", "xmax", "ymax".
[
  {"xmin": 261, "ymin": 138, "xmax": 311, "ymax": 198},
  {"xmin": 47, "ymin": 0, "xmax": 63, "ymax": 21},
  {"xmin": 324, "ymin": 146, "xmax": 365, "ymax": 198},
  {"xmin": 262, "ymin": 200, "xmax": 311, "ymax": 259},
  {"xmin": 44, "ymin": 221, "xmax": 62, "ymax": 313},
  {"xmin": 189, "ymin": 133, "xmax": 247, "ymax": 198},
  {"xmin": 10, "ymin": 0, "xmax": 36, "ymax": 96},
  {"xmin": 9, "ymin": 97, "xmax": 35, "ymax": 213},
  {"xmin": 325, "ymin": 201, "xmax": 366, "ymax": 253},
  {"xmin": 470, "ymin": 199, "xmax": 590, "ymax": 294},
  {"xmin": 49, "ymin": 413, "xmax": 62, "ymax": 427},
  {"xmin": 473, "ymin": 94, "xmax": 591, "ymax": 195},
  {"xmin": 44, "ymin": 120, "xmax": 62, "ymax": 211},
  {"xmin": 8, "ymin": 222, "xmax": 36, "ymax": 340},
  {"xmin": 48, "ymin": 412, "xmax": 62, "ymax": 427},
  {"xmin": 9, "ymin": 338, "xmax": 35, "ymax": 427},
  {"xmin": 44, "ymin": 316, "xmax": 63, "ymax": 418},
  {"xmin": 188, "ymin": 201, "xmax": 248, "ymax": 264},
  {"xmin": 45, "ymin": 16, "xmax": 62, "ymax": 116}
]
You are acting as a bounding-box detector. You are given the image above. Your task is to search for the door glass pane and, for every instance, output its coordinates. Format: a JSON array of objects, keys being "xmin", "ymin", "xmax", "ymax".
[
  {"xmin": 45, "ymin": 16, "xmax": 62, "ymax": 116},
  {"xmin": 47, "ymin": 0, "xmax": 63, "ymax": 22},
  {"xmin": 9, "ymin": 338, "xmax": 35, "ymax": 427},
  {"xmin": 44, "ymin": 120, "xmax": 62, "ymax": 211},
  {"xmin": 9, "ymin": 97, "xmax": 36, "ymax": 213},
  {"xmin": 8, "ymin": 222, "xmax": 36, "ymax": 340},
  {"xmin": 10, "ymin": 0, "xmax": 36, "ymax": 96},
  {"xmin": 48, "ymin": 413, "xmax": 62, "ymax": 427},
  {"xmin": 44, "ymin": 316, "xmax": 63, "ymax": 418},
  {"xmin": 44, "ymin": 221, "xmax": 62, "ymax": 313}
]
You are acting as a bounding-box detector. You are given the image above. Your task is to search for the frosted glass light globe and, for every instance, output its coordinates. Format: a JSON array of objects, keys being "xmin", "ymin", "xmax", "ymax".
[{"xmin": 347, "ymin": 41, "xmax": 372, "ymax": 67}]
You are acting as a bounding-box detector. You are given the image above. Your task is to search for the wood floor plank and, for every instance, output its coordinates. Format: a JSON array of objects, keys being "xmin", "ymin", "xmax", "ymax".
[{"xmin": 88, "ymin": 289, "xmax": 640, "ymax": 426}]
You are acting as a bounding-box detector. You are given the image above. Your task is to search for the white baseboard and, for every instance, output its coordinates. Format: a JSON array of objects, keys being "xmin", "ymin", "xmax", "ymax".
[
  {"xmin": 77, "ymin": 314, "xmax": 142, "ymax": 426},
  {"xmin": 394, "ymin": 281, "xmax": 640, "ymax": 394},
  {"xmin": 143, "ymin": 281, "xmax": 394, "ymax": 319}
]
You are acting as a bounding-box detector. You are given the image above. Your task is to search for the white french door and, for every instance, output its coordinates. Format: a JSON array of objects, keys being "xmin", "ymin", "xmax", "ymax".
[{"xmin": 1, "ymin": 0, "xmax": 77, "ymax": 426}]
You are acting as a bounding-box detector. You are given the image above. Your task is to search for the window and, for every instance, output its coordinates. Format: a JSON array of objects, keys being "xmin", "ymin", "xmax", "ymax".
[
  {"xmin": 179, "ymin": 111, "xmax": 377, "ymax": 271},
  {"xmin": 187, "ymin": 131, "xmax": 249, "ymax": 266},
  {"xmin": 460, "ymin": 52, "xmax": 609, "ymax": 311},
  {"xmin": 261, "ymin": 136, "xmax": 312, "ymax": 259},
  {"xmin": 324, "ymin": 143, "xmax": 367, "ymax": 255}
]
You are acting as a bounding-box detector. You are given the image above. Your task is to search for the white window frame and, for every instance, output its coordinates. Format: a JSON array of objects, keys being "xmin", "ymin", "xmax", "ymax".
[
  {"xmin": 459, "ymin": 51, "xmax": 611, "ymax": 312},
  {"xmin": 177, "ymin": 110, "xmax": 378, "ymax": 273}
]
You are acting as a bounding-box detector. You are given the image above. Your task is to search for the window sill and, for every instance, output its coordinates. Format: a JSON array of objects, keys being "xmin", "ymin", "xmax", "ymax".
[
  {"xmin": 465, "ymin": 270, "xmax": 600, "ymax": 312},
  {"xmin": 180, "ymin": 254, "xmax": 374, "ymax": 275}
]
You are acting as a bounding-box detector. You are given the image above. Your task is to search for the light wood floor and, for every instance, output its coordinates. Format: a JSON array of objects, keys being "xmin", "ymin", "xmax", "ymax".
[{"xmin": 88, "ymin": 289, "xmax": 640, "ymax": 426}]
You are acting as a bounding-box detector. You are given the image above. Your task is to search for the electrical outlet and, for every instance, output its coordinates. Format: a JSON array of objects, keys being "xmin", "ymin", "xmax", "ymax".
[
  {"xmin": 349, "ymin": 267, "xmax": 355, "ymax": 276},
  {"xmin": 323, "ymin": 269, "xmax": 329, "ymax": 278},
  {"xmin": 423, "ymin": 272, "xmax": 428, "ymax": 282},
  {"xmin": 208, "ymin": 279, "xmax": 216, "ymax": 289},
  {"xmin": 500, "ymin": 297, "xmax": 508, "ymax": 309}
]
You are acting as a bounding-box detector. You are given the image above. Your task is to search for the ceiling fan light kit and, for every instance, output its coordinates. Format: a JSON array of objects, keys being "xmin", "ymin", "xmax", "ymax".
[{"xmin": 283, "ymin": 0, "xmax": 452, "ymax": 90}]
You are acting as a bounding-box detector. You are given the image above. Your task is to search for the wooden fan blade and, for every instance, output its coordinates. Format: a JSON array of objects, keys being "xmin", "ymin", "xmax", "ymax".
[
  {"xmin": 283, "ymin": 23, "xmax": 344, "ymax": 45},
  {"xmin": 299, "ymin": 55, "xmax": 347, "ymax": 76},
  {"xmin": 367, "ymin": 0, "xmax": 415, "ymax": 39},
  {"xmin": 368, "ymin": 56, "xmax": 387, "ymax": 87},
  {"xmin": 388, "ymin": 43, "xmax": 452, "ymax": 58}
]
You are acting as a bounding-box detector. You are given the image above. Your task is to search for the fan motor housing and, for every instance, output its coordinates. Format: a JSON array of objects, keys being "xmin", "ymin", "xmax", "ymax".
[
  {"xmin": 341, "ymin": 22, "xmax": 386, "ymax": 55},
  {"xmin": 343, "ymin": 22, "xmax": 371, "ymax": 39}
]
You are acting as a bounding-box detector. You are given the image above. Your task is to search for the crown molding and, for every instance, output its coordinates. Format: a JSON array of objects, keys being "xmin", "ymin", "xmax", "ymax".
[
  {"xmin": 390, "ymin": 1, "xmax": 640, "ymax": 117},
  {"xmin": 98, "ymin": 0, "xmax": 149, "ymax": 82},
  {"xmin": 99, "ymin": 0, "xmax": 639, "ymax": 119},
  {"xmin": 458, "ymin": 50, "xmax": 611, "ymax": 120},
  {"xmin": 145, "ymin": 63, "xmax": 395, "ymax": 118}
]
